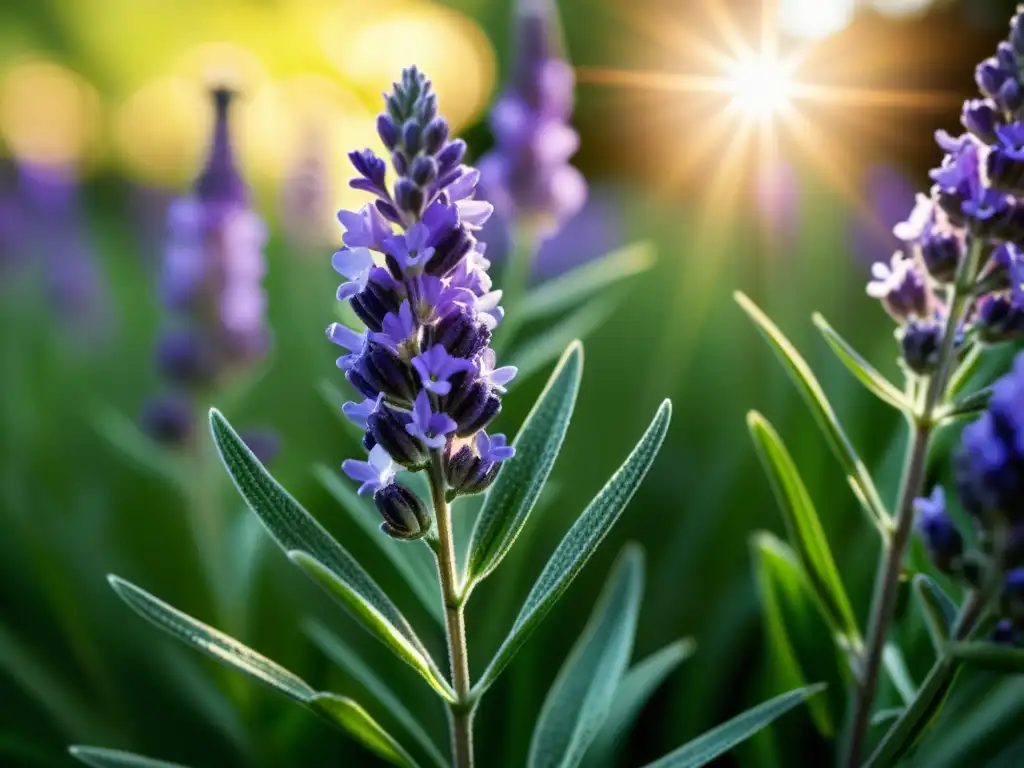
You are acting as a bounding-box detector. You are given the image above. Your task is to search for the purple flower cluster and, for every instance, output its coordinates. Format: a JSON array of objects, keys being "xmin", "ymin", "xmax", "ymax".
[
  {"xmin": 917, "ymin": 350, "xmax": 1024, "ymax": 644},
  {"xmin": 478, "ymin": 0, "xmax": 586, "ymax": 234},
  {"xmin": 333, "ymin": 68, "xmax": 517, "ymax": 540},
  {"xmin": 142, "ymin": 89, "xmax": 271, "ymax": 450},
  {"xmin": 868, "ymin": 10, "xmax": 1024, "ymax": 370}
]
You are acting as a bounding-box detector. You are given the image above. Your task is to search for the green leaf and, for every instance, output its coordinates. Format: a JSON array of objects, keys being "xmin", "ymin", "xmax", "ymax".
[
  {"xmin": 311, "ymin": 694, "xmax": 420, "ymax": 768},
  {"xmin": 467, "ymin": 341, "xmax": 583, "ymax": 583},
  {"xmin": 870, "ymin": 708, "xmax": 904, "ymax": 727},
  {"xmin": 305, "ymin": 621, "xmax": 447, "ymax": 768},
  {"xmin": 474, "ymin": 400, "xmax": 672, "ymax": 695},
  {"xmin": 208, "ymin": 409, "xmax": 447, "ymax": 698},
  {"xmin": 107, "ymin": 576, "xmax": 316, "ymax": 702},
  {"xmin": 641, "ymin": 685, "xmax": 826, "ymax": 767},
  {"xmin": 519, "ymin": 241, "xmax": 655, "ymax": 323},
  {"xmin": 69, "ymin": 746, "xmax": 188, "ymax": 768},
  {"xmin": 735, "ymin": 292, "xmax": 891, "ymax": 531},
  {"xmin": 508, "ymin": 291, "xmax": 622, "ymax": 383},
  {"xmin": 913, "ymin": 575, "xmax": 959, "ymax": 652},
  {"xmin": 812, "ymin": 314, "xmax": 909, "ymax": 411},
  {"xmin": 93, "ymin": 406, "xmax": 187, "ymax": 492},
  {"xmin": 287, "ymin": 551, "xmax": 453, "ymax": 701},
  {"xmin": 752, "ymin": 533, "xmax": 838, "ymax": 738},
  {"xmin": 946, "ymin": 642, "xmax": 1024, "ymax": 673},
  {"xmin": 936, "ymin": 387, "xmax": 992, "ymax": 425},
  {"xmin": 883, "ymin": 643, "xmax": 917, "ymax": 706},
  {"xmin": 584, "ymin": 640, "xmax": 695, "ymax": 768},
  {"xmin": 866, "ymin": 658, "xmax": 962, "ymax": 767},
  {"xmin": 528, "ymin": 545, "xmax": 645, "ymax": 768},
  {"xmin": 314, "ymin": 464, "xmax": 441, "ymax": 624},
  {"xmin": 747, "ymin": 413, "xmax": 859, "ymax": 640}
]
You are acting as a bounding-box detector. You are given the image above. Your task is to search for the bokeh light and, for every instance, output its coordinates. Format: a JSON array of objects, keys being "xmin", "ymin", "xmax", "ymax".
[
  {"xmin": 0, "ymin": 59, "xmax": 102, "ymax": 167},
  {"xmin": 779, "ymin": 0, "xmax": 857, "ymax": 40},
  {"xmin": 727, "ymin": 54, "xmax": 795, "ymax": 118}
]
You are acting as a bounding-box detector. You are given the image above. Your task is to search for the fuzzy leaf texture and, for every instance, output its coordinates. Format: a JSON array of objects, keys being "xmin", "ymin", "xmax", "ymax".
[
  {"xmin": 208, "ymin": 409, "xmax": 451, "ymax": 700},
  {"xmin": 310, "ymin": 694, "xmax": 419, "ymax": 768},
  {"xmin": 751, "ymin": 533, "xmax": 839, "ymax": 738},
  {"xmin": 107, "ymin": 576, "xmax": 316, "ymax": 702},
  {"xmin": 69, "ymin": 747, "xmax": 188, "ymax": 768},
  {"xmin": 583, "ymin": 639, "xmax": 695, "ymax": 768},
  {"xmin": 468, "ymin": 341, "xmax": 583, "ymax": 582},
  {"xmin": 735, "ymin": 292, "xmax": 891, "ymax": 531},
  {"xmin": 641, "ymin": 685, "xmax": 826, "ymax": 767},
  {"xmin": 528, "ymin": 544, "xmax": 644, "ymax": 768},
  {"xmin": 913, "ymin": 574, "xmax": 959, "ymax": 651},
  {"xmin": 747, "ymin": 412, "xmax": 859, "ymax": 642},
  {"xmin": 474, "ymin": 400, "xmax": 672, "ymax": 695},
  {"xmin": 812, "ymin": 314, "xmax": 909, "ymax": 411},
  {"xmin": 519, "ymin": 241, "xmax": 655, "ymax": 323}
]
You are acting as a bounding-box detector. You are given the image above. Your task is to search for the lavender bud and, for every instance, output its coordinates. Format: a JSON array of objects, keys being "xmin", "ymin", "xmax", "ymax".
[
  {"xmin": 377, "ymin": 114, "xmax": 399, "ymax": 150},
  {"xmin": 409, "ymin": 156, "xmax": 438, "ymax": 187},
  {"xmin": 157, "ymin": 328, "xmax": 218, "ymax": 386},
  {"xmin": 436, "ymin": 140, "xmax": 467, "ymax": 173},
  {"xmin": 394, "ymin": 178, "xmax": 425, "ymax": 218},
  {"xmin": 402, "ymin": 120, "xmax": 422, "ymax": 156},
  {"xmin": 422, "ymin": 118, "xmax": 449, "ymax": 155},
  {"xmin": 1000, "ymin": 78, "xmax": 1024, "ymax": 113},
  {"xmin": 978, "ymin": 59, "xmax": 1008, "ymax": 99},
  {"xmin": 374, "ymin": 483, "xmax": 431, "ymax": 540},
  {"xmin": 386, "ymin": 94, "xmax": 403, "ymax": 122},
  {"xmin": 914, "ymin": 487, "xmax": 963, "ymax": 574},
  {"xmin": 920, "ymin": 232, "xmax": 962, "ymax": 283},
  {"xmin": 900, "ymin": 320, "xmax": 944, "ymax": 375},
  {"xmin": 1013, "ymin": 12, "xmax": 1024, "ymax": 57},
  {"xmin": 999, "ymin": 42, "xmax": 1019, "ymax": 73},
  {"xmin": 962, "ymin": 99, "xmax": 1000, "ymax": 144},
  {"xmin": 991, "ymin": 619, "xmax": 1023, "ymax": 645},
  {"xmin": 428, "ymin": 308, "xmax": 491, "ymax": 358},
  {"xmin": 367, "ymin": 405, "xmax": 428, "ymax": 468},
  {"xmin": 391, "ymin": 150, "xmax": 409, "ymax": 177},
  {"xmin": 977, "ymin": 296, "xmax": 1024, "ymax": 344},
  {"xmin": 140, "ymin": 394, "xmax": 194, "ymax": 447}
]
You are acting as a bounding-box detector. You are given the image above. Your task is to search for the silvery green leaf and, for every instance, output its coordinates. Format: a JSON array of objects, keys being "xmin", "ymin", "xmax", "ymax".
[
  {"xmin": 528, "ymin": 545, "xmax": 645, "ymax": 768},
  {"xmin": 870, "ymin": 709, "xmax": 904, "ymax": 727},
  {"xmin": 946, "ymin": 642, "xmax": 1024, "ymax": 673},
  {"xmin": 311, "ymin": 694, "xmax": 420, "ymax": 768},
  {"xmin": 936, "ymin": 388, "xmax": 992, "ymax": 425},
  {"xmin": 641, "ymin": 685, "xmax": 826, "ymax": 767},
  {"xmin": 752, "ymin": 533, "xmax": 838, "ymax": 737},
  {"xmin": 519, "ymin": 241, "xmax": 655, "ymax": 323},
  {"xmin": 314, "ymin": 464, "xmax": 441, "ymax": 624},
  {"xmin": 747, "ymin": 412, "xmax": 859, "ymax": 643},
  {"xmin": 735, "ymin": 292, "xmax": 891, "ymax": 531},
  {"xmin": 812, "ymin": 314, "xmax": 909, "ymax": 411},
  {"xmin": 866, "ymin": 658, "xmax": 962, "ymax": 767},
  {"xmin": 208, "ymin": 409, "xmax": 448, "ymax": 698},
  {"xmin": 883, "ymin": 643, "xmax": 917, "ymax": 705},
  {"xmin": 69, "ymin": 747, "xmax": 188, "ymax": 768},
  {"xmin": 475, "ymin": 400, "xmax": 672, "ymax": 695},
  {"xmin": 93, "ymin": 406, "xmax": 187, "ymax": 492},
  {"xmin": 913, "ymin": 574, "xmax": 959, "ymax": 652},
  {"xmin": 582, "ymin": 641, "xmax": 695, "ymax": 768},
  {"xmin": 287, "ymin": 551, "xmax": 453, "ymax": 701},
  {"xmin": 305, "ymin": 621, "xmax": 447, "ymax": 768},
  {"xmin": 107, "ymin": 576, "xmax": 316, "ymax": 702},
  {"xmin": 467, "ymin": 341, "xmax": 583, "ymax": 583},
  {"xmin": 508, "ymin": 292, "xmax": 622, "ymax": 384}
]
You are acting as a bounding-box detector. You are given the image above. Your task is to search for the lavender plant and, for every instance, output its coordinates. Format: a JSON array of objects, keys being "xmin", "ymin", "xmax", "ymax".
[
  {"xmin": 70, "ymin": 68, "xmax": 824, "ymax": 768},
  {"xmin": 740, "ymin": 7, "xmax": 1024, "ymax": 766}
]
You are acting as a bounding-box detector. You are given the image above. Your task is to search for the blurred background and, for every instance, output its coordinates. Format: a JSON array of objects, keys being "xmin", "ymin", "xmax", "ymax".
[{"xmin": 3, "ymin": 0, "xmax": 1024, "ymax": 765}]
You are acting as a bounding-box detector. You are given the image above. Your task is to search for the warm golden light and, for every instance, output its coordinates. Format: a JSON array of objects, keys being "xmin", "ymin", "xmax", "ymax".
[{"xmin": 726, "ymin": 54, "xmax": 794, "ymax": 118}]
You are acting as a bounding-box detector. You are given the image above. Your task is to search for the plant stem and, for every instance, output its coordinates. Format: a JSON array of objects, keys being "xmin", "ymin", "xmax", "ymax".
[
  {"xmin": 842, "ymin": 242, "xmax": 982, "ymax": 768},
  {"xmin": 427, "ymin": 453, "xmax": 475, "ymax": 768}
]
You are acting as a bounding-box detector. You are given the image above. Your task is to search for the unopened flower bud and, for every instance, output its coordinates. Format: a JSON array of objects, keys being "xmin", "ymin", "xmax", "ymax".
[{"xmin": 374, "ymin": 483, "xmax": 431, "ymax": 540}]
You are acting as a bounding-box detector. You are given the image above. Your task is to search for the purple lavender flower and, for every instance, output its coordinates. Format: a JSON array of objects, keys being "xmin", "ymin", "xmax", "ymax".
[
  {"xmin": 332, "ymin": 69, "xmax": 517, "ymax": 535},
  {"xmin": 914, "ymin": 486, "xmax": 963, "ymax": 573},
  {"xmin": 443, "ymin": 430, "xmax": 516, "ymax": 497},
  {"xmin": 478, "ymin": 0, "xmax": 586, "ymax": 234},
  {"xmin": 866, "ymin": 253, "xmax": 931, "ymax": 321}
]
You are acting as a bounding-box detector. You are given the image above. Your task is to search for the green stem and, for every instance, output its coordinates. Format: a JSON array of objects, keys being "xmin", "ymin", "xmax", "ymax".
[
  {"xmin": 841, "ymin": 241, "xmax": 983, "ymax": 768},
  {"xmin": 427, "ymin": 453, "xmax": 475, "ymax": 768},
  {"xmin": 187, "ymin": 401, "xmax": 230, "ymax": 624}
]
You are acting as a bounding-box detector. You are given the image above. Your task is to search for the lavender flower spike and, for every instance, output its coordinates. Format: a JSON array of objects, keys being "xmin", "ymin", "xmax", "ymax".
[
  {"xmin": 332, "ymin": 68, "xmax": 516, "ymax": 537},
  {"xmin": 478, "ymin": 0, "xmax": 586, "ymax": 233}
]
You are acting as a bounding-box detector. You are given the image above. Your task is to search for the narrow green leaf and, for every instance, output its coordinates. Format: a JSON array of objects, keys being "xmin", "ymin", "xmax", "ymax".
[
  {"xmin": 812, "ymin": 314, "xmax": 909, "ymax": 411},
  {"xmin": 584, "ymin": 640, "xmax": 695, "ymax": 768},
  {"xmin": 475, "ymin": 400, "xmax": 672, "ymax": 695},
  {"xmin": 305, "ymin": 621, "xmax": 447, "ymax": 768},
  {"xmin": 735, "ymin": 292, "xmax": 891, "ymax": 530},
  {"xmin": 752, "ymin": 533, "xmax": 838, "ymax": 737},
  {"xmin": 93, "ymin": 407, "xmax": 187, "ymax": 491},
  {"xmin": 519, "ymin": 241, "xmax": 655, "ymax": 323},
  {"xmin": 936, "ymin": 387, "xmax": 992, "ymax": 425},
  {"xmin": 314, "ymin": 464, "xmax": 441, "ymax": 624},
  {"xmin": 529, "ymin": 545, "xmax": 645, "ymax": 768},
  {"xmin": 311, "ymin": 694, "xmax": 420, "ymax": 768},
  {"xmin": 882, "ymin": 643, "xmax": 917, "ymax": 706},
  {"xmin": 509, "ymin": 292, "xmax": 622, "ymax": 383},
  {"xmin": 946, "ymin": 642, "xmax": 1024, "ymax": 673},
  {"xmin": 108, "ymin": 576, "xmax": 316, "ymax": 702},
  {"xmin": 288, "ymin": 551, "xmax": 453, "ymax": 701},
  {"xmin": 641, "ymin": 685, "xmax": 826, "ymax": 767},
  {"xmin": 870, "ymin": 709, "xmax": 904, "ymax": 727},
  {"xmin": 913, "ymin": 575, "xmax": 959, "ymax": 652},
  {"xmin": 209, "ymin": 410, "xmax": 445, "ymax": 694},
  {"xmin": 866, "ymin": 659, "xmax": 962, "ymax": 767},
  {"xmin": 69, "ymin": 747, "xmax": 188, "ymax": 768},
  {"xmin": 467, "ymin": 342, "xmax": 583, "ymax": 582},
  {"xmin": 747, "ymin": 413, "xmax": 859, "ymax": 640}
]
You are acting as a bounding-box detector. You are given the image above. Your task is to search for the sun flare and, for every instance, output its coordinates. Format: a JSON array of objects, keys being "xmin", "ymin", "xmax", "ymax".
[{"xmin": 725, "ymin": 54, "xmax": 795, "ymax": 118}]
